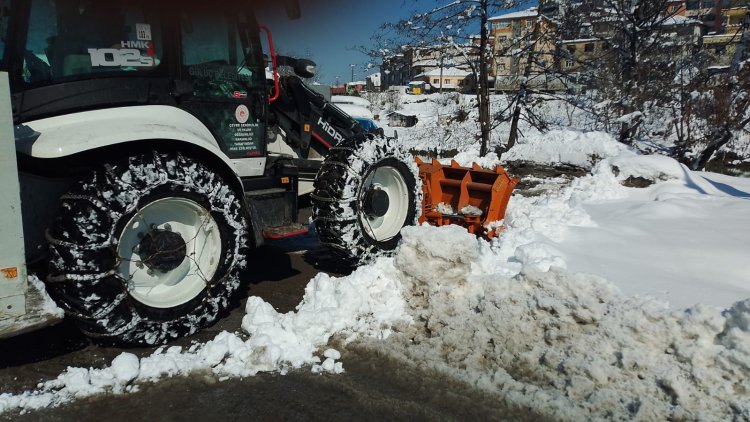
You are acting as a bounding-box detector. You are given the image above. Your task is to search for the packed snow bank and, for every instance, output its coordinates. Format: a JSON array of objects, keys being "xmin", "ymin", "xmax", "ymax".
[{"xmin": 368, "ymin": 225, "xmax": 750, "ymax": 421}]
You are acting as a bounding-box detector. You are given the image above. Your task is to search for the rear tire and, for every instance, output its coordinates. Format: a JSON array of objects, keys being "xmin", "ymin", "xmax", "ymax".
[
  {"xmin": 312, "ymin": 135, "xmax": 420, "ymax": 266},
  {"xmin": 46, "ymin": 152, "xmax": 248, "ymax": 345}
]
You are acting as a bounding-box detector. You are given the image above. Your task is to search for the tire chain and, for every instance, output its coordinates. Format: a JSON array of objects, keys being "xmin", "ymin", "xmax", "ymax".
[
  {"xmin": 312, "ymin": 134, "xmax": 420, "ymax": 267},
  {"xmin": 46, "ymin": 152, "xmax": 248, "ymax": 344}
]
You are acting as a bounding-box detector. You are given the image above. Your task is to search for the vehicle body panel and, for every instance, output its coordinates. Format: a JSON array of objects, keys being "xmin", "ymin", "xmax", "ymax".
[{"xmin": 17, "ymin": 105, "xmax": 265, "ymax": 177}]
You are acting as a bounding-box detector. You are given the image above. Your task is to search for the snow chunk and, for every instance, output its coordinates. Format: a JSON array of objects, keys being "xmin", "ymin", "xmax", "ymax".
[
  {"xmin": 435, "ymin": 202, "xmax": 454, "ymax": 214},
  {"xmin": 110, "ymin": 353, "xmax": 140, "ymax": 385},
  {"xmin": 460, "ymin": 205, "xmax": 483, "ymax": 216}
]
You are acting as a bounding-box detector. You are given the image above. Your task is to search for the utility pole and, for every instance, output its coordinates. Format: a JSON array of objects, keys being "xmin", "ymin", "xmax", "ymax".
[{"xmin": 440, "ymin": 55, "xmax": 445, "ymax": 94}]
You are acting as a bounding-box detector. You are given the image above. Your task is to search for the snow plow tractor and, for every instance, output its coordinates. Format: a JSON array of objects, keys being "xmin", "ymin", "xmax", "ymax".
[{"xmin": 0, "ymin": 0, "xmax": 516, "ymax": 344}]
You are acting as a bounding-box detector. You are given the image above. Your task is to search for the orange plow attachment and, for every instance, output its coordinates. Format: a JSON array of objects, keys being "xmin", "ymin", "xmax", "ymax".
[{"xmin": 416, "ymin": 158, "xmax": 519, "ymax": 239}]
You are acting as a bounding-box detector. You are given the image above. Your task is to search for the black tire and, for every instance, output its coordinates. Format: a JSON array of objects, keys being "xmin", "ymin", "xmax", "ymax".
[
  {"xmin": 46, "ymin": 151, "xmax": 249, "ymax": 345},
  {"xmin": 312, "ymin": 134, "xmax": 420, "ymax": 266}
]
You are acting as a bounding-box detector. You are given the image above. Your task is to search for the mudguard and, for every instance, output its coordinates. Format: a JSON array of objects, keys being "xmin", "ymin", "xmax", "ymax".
[{"xmin": 15, "ymin": 105, "xmax": 265, "ymax": 178}]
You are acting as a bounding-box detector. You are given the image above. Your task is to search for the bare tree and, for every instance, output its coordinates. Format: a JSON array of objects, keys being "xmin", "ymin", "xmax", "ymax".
[
  {"xmin": 675, "ymin": 6, "xmax": 750, "ymax": 170},
  {"xmin": 374, "ymin": 0, "xmax": 519, "ymax": 156},
  {"xmin": 582, "ymin": 0, "xmax": 688, "ymax": 144}
]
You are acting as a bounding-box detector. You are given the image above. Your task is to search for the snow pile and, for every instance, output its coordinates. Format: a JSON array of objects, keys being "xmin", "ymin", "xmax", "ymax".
[
  {"xmin": 370, "ymin": 224, "xmax": 750, "ymax": 420},
  {"xmin": 609, "ymin": 153, "xmax": 685, "ymax": 182},
  {"xmin": 503, "ymin": 130, "xmax": 630, "ymax": 168},
  {"xmin": 0, "ymin": 260, "xmax": 410, "ymax": 414}
]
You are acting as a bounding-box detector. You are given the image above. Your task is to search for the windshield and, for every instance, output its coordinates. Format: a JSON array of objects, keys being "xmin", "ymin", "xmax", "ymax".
[{"xmin": 22, "ymin": 0, "xmax": 163, "ymax": 85}]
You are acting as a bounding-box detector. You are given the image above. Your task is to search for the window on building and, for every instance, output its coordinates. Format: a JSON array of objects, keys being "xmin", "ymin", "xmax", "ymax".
[
  {"xmin": 584, "ymin": 43, "xmax": 594, "ymax": 52},
  {"xmin": 567, "ymin": 45, "xmax": 576, "ymax": 53},
  {"xmin": 433, "ymin": 78, "xmax": 439, "ymax": 83},
  {"xmin": 444, "ymin": 79, "xmax": 449, "ymax": 84},
  {"xmin": 492, "ymin": 21, "xmax": 510, "ymax": 30},
  {"xmin": 565, "ymin": 60, "xmax": 574, "ymax": 68}
]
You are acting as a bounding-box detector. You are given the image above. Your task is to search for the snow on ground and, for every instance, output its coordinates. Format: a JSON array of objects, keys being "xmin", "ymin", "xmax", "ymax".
[
  {"xmin": 494, "ymin": 152, "xmax": 750, "ymax": 309},
  {"xmin": 2, "ymin": 93, "xmax": 749, "ymax": 419},
  {"xmin": 364, "ymin": 225, "xmax": 750, "ymax": 420}
]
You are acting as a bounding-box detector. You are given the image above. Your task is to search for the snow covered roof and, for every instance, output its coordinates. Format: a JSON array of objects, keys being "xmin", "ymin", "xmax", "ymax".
[
  {"xmin": 561, "ymin": 38, "xmax": 599, "ymax": 44},
  {"xmin": 489, "ymin": 7, "xmax": 538, "ymax": 21},
  {"xmin": 661, "ymin": 15, "xmax": 701, "ymax": 26},
  {"xmin": 417, "ymin": 67, "xmax": 471, "ymax": 78},
  {"xmin": 429, "ymin": 83, "xmax": 458, "ymax": 89}
]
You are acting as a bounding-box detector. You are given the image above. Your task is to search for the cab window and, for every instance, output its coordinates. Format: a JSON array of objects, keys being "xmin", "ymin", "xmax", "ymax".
[
  {"xmin": 23, "ymin": 0, "xmax": 162, "ymax": 85},
  {"xmin": 180, "ymin": 9, "xmax": 262, "ymax": 98}
]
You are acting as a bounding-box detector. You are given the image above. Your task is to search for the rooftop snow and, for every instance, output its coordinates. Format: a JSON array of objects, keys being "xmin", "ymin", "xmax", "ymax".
[
  {"xmin": 417, "ymin": 68, "xmax": 471, "ymax": 77},
  {"xmin": 489, "ymin": 7, "xmax": 538, "ymax": 21}
]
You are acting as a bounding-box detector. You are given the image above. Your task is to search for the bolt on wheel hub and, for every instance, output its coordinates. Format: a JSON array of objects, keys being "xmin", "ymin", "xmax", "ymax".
[
  {"xmin": 117, "ymin": 197, "xmax": 222, "ymax": 309},
  {"xmin": 137, "ymin": 229, "xmax": 187, "ymax": 273},
  {"xmin": 363, "ymin": 187, "xmax": 390, "ymax": 218}
]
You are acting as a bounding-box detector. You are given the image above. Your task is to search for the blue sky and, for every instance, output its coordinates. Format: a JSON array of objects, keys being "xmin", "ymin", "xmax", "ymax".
[{"xmin": 258, "ymin": 0, "xmax": 532, "ymax": 85}]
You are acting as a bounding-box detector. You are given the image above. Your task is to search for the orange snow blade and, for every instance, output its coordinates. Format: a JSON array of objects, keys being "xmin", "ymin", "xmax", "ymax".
[{"xmin": 416, "ymin": 157, "xmax": 518, "ymax": 239}]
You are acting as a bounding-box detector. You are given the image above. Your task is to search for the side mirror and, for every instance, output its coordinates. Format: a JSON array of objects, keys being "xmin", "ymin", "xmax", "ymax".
[{"xmin": 294, "ymin": 59, "xmax": 317, "ymax": 79}]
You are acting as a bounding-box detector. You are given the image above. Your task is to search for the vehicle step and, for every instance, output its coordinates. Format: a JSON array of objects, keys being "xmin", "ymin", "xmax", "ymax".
[
  {"xmin": 244, "ymin": 188, "xmax": 289, "ymax": 198},
  {"xmin": 263, "ymin": 223, "xmax": 310, "ymax": 239}
]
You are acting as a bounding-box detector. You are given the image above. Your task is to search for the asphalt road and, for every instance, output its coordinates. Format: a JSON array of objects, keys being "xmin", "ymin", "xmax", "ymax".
[{"xmin": 0, "ymin": 205, "xmax": 531, "ymax": 422}]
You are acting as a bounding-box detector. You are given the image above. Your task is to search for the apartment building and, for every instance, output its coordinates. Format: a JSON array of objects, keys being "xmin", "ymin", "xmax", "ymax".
[
  {"xmin": 380, "ymin": 44, "xmax": 478, "ymax": 90},
  {"xmin": 489, "ymin": 7, "xmax": 559, "ymax": 90}
]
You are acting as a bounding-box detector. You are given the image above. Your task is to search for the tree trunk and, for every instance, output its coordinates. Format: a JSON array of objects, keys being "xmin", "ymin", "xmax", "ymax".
[
  {"xmin": 507, "ymin": 5, "xmax": 542, "ymax": 154},
  {"xmin": 478, "ymin": 0, "xmax": 491, "ymax": 156},
  {"xmin": 691, "ymin": 129, "xmax": 732, "ymax": 171}
]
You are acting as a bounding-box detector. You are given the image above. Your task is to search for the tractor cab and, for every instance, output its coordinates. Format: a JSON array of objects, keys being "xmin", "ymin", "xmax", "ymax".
[{"xmin": 4, "ymin": 0, "xmax": 269, "ymax": 162}]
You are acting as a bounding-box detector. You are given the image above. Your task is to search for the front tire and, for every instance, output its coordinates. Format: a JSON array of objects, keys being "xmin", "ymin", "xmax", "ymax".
[
  {"xmin": 312, "ymin": 135, "xmax": 420, "ymax": 266},
  {"xmin": 46, "ymin": 152, "xmax": 248, "ymax": 345}
]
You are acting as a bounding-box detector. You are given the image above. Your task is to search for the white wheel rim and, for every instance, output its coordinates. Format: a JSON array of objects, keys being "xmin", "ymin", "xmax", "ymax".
[
  {"xmin": 117, "ymin": 197, "xmax": 222, "ymax": 309},
  {"xmin": 359, "ymin": 165, "xmax": 410, "ymax": 241}
]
